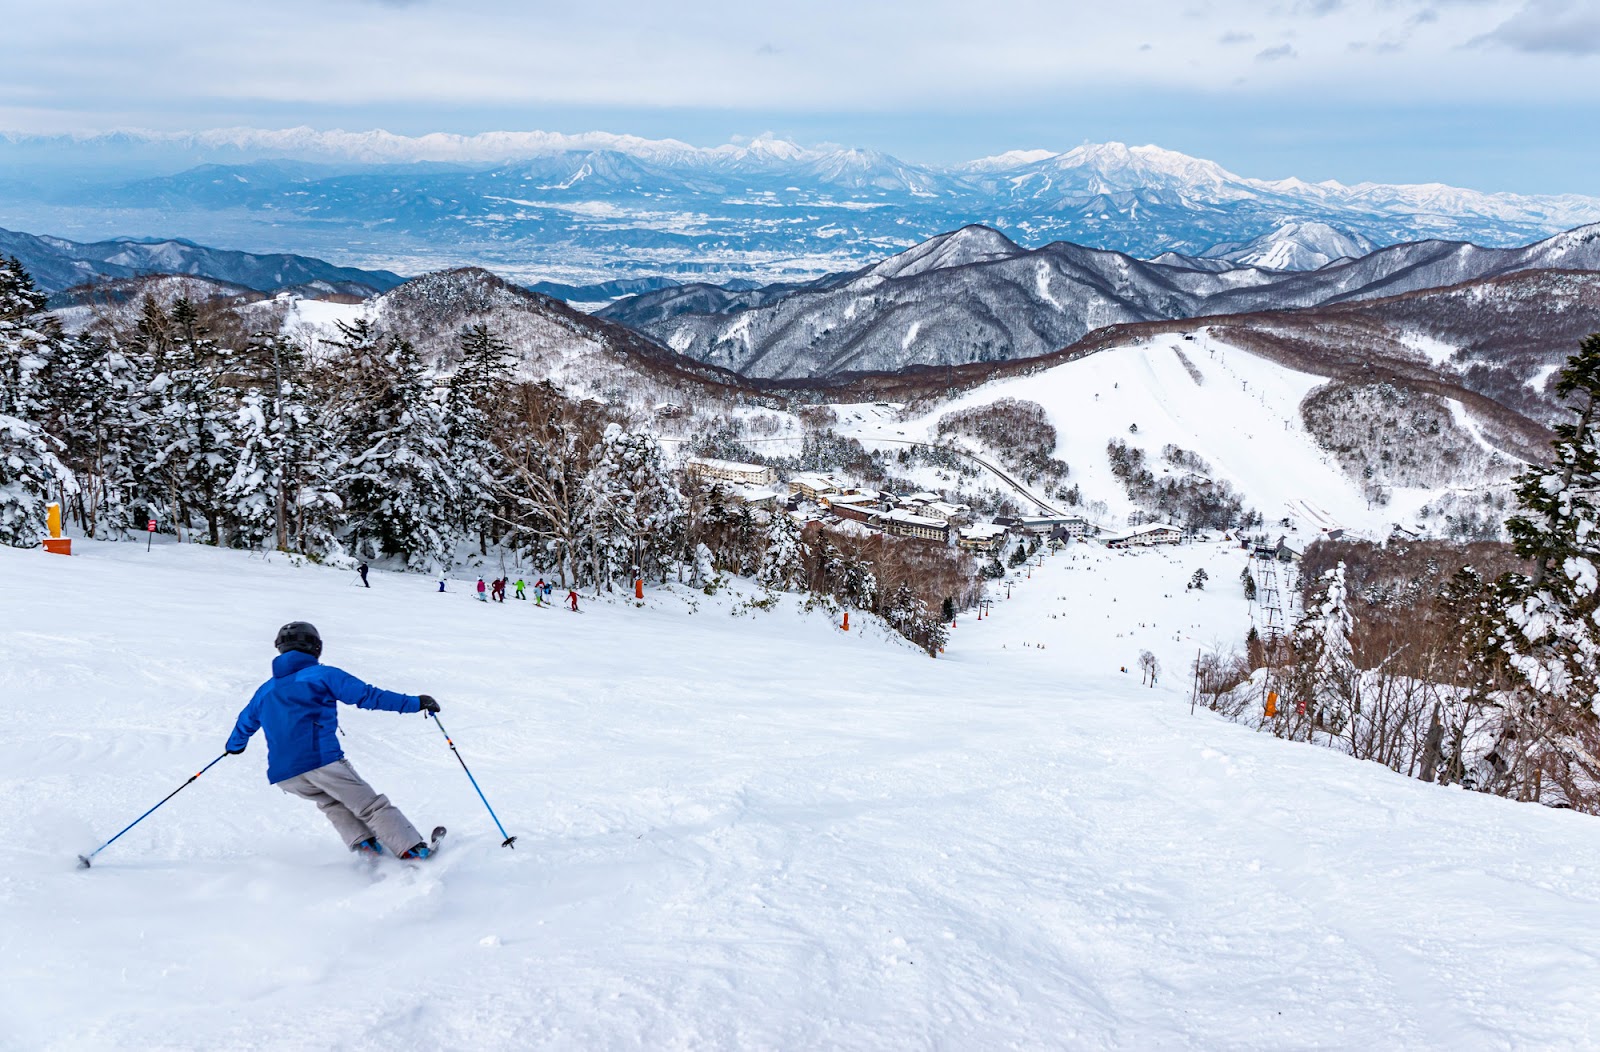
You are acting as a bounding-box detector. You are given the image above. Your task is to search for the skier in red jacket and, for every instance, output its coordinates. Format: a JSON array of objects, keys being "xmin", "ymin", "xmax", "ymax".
[{"xmin": 567, "ymin": 589, "xmax": 579, "ymax": 612}]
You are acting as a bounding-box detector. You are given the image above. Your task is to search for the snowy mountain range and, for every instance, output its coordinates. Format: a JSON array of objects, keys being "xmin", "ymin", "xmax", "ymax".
[
  {"xmin": 0, "ymin": 225, "xmax": 404, "ymax": 300},
  {"xmin": 599, "ymin": 222, "xmax": 1600, "ymax": 379},
  {"xmin": 4, "ymin": 130, "xmax": 1599, "ymax": 285}
]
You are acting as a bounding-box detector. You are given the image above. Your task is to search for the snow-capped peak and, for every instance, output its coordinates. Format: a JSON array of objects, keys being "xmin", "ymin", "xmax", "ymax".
[
  {"xmin": 1205, "ymin": 221, "xmax": 1378, "ymax": 271},
  {"xmin": 868, "ymin": 224, "xmax": 1024, "ymax": 280},
  {"xmin": 958, "ymin": 149, "xmax": 1061, "ymax": 173}
]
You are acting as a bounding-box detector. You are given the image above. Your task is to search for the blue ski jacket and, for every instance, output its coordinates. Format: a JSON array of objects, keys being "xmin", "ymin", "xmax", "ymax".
[{"xmin": 227, "ymin": 650, "xmax": 421, "ymax": 783}]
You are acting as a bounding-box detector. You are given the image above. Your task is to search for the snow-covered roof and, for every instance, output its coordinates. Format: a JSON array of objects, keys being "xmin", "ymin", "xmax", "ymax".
[
  {"xmin": 1103, "ymin": 522, "xmax": 1183, "ymax": 543},
  {"xmin": 960, "ymin": 524, "xmax": 1008, "ymax": 540},
  {"xmin": 881, "ymin": 509, "xmax": 946, "ymax": 529},
  {"xmin": 824, "ymin": 493, "xmax": 878, "ymax": 507},
  {"xmin": 790, "ymin": 472, "xmax": 843, "ymax": 491},
  {"xmin": 689, "ymin": 456, "xmax": 772, "ymax": 474}
]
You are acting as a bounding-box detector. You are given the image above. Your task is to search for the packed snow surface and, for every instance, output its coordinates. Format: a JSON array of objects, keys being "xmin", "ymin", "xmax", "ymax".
[{"xmin": 5, "ymin": 540, "xmax": 1600, "ymax": 1049}]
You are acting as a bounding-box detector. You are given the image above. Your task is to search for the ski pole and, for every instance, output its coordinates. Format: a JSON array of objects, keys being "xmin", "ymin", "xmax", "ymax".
[
  {"xmin": 427, "ymin": 712, "xmax": 517, "ymax": 848},
  {"xmin": 78, "ymin": 753, "xmax": 229, "ymax": 869}
]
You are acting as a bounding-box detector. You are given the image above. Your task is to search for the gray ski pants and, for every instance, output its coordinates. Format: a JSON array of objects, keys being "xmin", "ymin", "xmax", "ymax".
[{"xmin": 277, "ymin": 758, "xmax": 422, "ymax": 856}]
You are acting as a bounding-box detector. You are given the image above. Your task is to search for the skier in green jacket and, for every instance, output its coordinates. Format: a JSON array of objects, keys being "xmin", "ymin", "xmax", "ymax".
[{"xmin": 514, "ymin": 578, "xmax": 526, "ymax": 600}]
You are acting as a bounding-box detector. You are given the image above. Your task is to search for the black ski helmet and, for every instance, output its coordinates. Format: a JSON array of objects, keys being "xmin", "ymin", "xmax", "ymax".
[{"xmin": 274, "ymin": 621, "xmax": 323, "ymax": 658}]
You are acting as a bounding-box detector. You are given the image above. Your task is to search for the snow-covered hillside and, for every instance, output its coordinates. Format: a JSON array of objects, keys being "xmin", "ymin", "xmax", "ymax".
[
  {"xmin": 5, "ymin": 537, "xmax": 1600, "ymax": 1048},
  {"xmin": 833, "ymin": 332, "xmax": 1520, "ymax": 538}
]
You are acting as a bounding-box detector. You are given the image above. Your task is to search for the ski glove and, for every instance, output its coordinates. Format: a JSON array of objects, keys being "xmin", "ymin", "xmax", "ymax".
[
  {"xmin": 226, "ymin": 746, "xmax": 246, "ymax": 755},
  {"xmin": 418, "ymin": 695, "xmax": 441, "ymax": 714}
]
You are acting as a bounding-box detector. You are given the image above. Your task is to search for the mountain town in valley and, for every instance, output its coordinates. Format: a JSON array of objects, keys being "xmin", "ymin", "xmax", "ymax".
[{"xmin": 5, "ymin": 2, "xmax": 1600, "ymax": 1048}]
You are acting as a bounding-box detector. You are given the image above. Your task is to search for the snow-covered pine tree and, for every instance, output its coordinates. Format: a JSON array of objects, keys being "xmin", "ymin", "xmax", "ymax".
[
  {"xmin": 1294, "ymin": 560, "xmax": 1358, "ymax": 734},
  {"xmin": 443, "ymin": 323, "xmax": 514, "ymax": 550},
  {"xmin": 0, "ymin": 256, "xmax": 73, "ymax": 546},
  {"xmin": 1490, "ymin": 333, "xmax": 1600, "ymax": 717},
  {"xmin": 38, "ymin": 330, "xmax": 149, "ymax": 537},
  {"xmin": 148, "ymin": 299, "xmax": 235, "ymax": 545},
  {"xmin": 579, "ymin": 424, "xmax": 686, "ymax": 587},
  {"xmin": 222, "ymin": 389, "xmax": 277, "ymax": 549},
  {"xmin": 337, "ymin": 332, "xmax": 456, "ymax": 569},
  {"xmin": 757, "ymin": 510, "xmax": 805, "ymax": 590},
  {"xmin": 883, "ymin": 582, "xmax": 948, "ymax": 657},
  {"xmin": 234, "ymin": 331, "xmax": 343, "ymax": 556}
]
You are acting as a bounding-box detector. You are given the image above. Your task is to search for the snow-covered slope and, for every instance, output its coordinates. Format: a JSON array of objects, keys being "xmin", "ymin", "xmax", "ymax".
[
  {"xmin": 6, "ymin": 533, "xmax": 1600, "ymax": 1047},
  {"xmin": 1203, "ymin": 221, "xmax": 1377, "ymax": 271},
  {"xmin": 835, "ymin": 331, "xmax": 1521, "ymax": 537}
]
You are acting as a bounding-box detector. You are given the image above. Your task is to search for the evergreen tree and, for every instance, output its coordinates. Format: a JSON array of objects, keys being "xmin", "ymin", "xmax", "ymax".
[
  {"xmin": 443, "ymin": 323, "xmax": 514, "ymax": 548},
  {"xmin": 1294, "ymin": 561, "xmax": 1358, "ymax": 733},
  {"xmin": 1242, "ymin": 568, "xmax": 1258, "ymax": 602},
  {"xmin": 579, "ymin": 424, "xmax": 685, "ymax": 588},
  {"xmin": 38, "ymin": 331, "xmax": 149, "ymax": 537},
  {"xmin": 222, "ymin": 389, "xmax": 278, "ymax": 548},
  {"xmin": 757, "ymin": 511, "xmax": 805, "ymax": 590},
  {"xmin": 1190, "ymin": 567, "xmax": 1208, "ymax": 591},
  {"xmin": 1490, "ymin": 333, "xmax": 1600, "ymax": 715},
  {"xmin": 338, "ymin": 333, "xmax": 456, "ymax": 569},
  {"xmin": 0, "ymin": 257, "xmax": 72, "ymax": 546},
  {"xmin": 148, "ymin": 299, "xmax": 234, "ymax": 544}
]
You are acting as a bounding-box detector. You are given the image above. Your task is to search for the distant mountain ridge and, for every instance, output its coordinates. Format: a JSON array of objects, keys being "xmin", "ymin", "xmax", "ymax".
[
  {"xmin": 598, "ymin": 222, "xmax": 1600, "ymax": 380},
  {"xmin": 0, "ymin": 225, "xmax": 406, "ymax": 299},
  {"xmin": 4, "ymin": 130, "xmax": 1599, "ymax": 286}
]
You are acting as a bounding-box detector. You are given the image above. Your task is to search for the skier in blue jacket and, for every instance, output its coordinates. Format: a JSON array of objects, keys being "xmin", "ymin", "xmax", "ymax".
[{"xmin": 226, "ymin": 621, "xmax": 441, "ymax": 859}]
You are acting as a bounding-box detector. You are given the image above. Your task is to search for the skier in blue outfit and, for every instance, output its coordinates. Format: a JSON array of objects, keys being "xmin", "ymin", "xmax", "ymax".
[{"xmin": 225, "ymin": 621, "xmax": 441, "ymax": 859}]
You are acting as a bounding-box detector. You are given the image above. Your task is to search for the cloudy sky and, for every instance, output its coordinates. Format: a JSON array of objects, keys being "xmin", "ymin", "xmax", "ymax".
[{"xmin": 3, "ymin": 0, "xmax": 1597, "ymax": 192}]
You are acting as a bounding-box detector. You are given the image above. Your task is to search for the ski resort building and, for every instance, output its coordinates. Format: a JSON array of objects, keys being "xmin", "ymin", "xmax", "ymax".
[
  {"xmin": 789, "ymin": 472, "xmax": 846, "ymax": 500},
  {"xmin": 957, "ymin": 523, "xmax": 1008, "ymax": 552},
  {"xmin": 727, "ymin": 485, "xmax": 782, "ymax": 510},
  {"xmin": 878, "ymin": 509, "xmax": 951, "ymax": 542},
  {"xmin": 1016, "ymin": 514, "xmax": 1101, "ymax": 537},
  {"xmin": 687, "ymin": 457, "xmax": 777, "ymax": 487},
  {"xmin": 822, "ymin": 493, "xmax": 881, "ymax": 524},
  {"xmin": 1103, "ymin": 523, "xmax": 1183, "ymax": 548},
  {"xmin": 918, "ymin": 500, "xmax": 972, "ymax": 524}
]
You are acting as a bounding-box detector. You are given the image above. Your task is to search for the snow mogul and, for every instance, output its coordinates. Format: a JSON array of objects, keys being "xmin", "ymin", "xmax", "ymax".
[{"xmin": 224, "ymin": 621, "xmax": 441, "ymax": 860}]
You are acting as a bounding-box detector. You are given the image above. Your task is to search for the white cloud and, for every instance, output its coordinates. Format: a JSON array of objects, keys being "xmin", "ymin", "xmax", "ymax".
[
  {"xmin": 1471, "ymin": 0, "xmax": 1600, "ymax": 55},
  {"xmin": 0, "ymin": 0, "xmax": 1587, "ymax": 133}
]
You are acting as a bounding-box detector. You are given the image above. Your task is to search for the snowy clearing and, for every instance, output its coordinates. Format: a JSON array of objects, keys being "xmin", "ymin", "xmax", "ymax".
[{"xmin": 4, "ymin": 540, "xmax": 1600, "ymax": 1049}]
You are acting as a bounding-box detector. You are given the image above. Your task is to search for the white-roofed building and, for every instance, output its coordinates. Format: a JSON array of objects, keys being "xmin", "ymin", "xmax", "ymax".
[
  {"xmin": 878, "ymin": 509, "xmax": 950, "ymax": 543},
  {"xmin": 1103, "ymin": 523, "xmax": 1183, "ymax": 548},
  {"xmin": 957, "ymin": 523, "xmax": 1008, "ymax": 552},
  {"xmin": 687, "ymin": 457, "xmax": 777, "ymax": 487},
  {"xmin": 789, "ymin": 472, "xmax": 845, "ymax": 500}
]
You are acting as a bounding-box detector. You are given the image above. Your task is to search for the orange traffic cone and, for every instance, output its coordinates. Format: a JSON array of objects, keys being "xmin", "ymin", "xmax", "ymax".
[
  {"xmin": 842, "ymin": 611, "xmax": 850, "ymax": 632},
  {"xmin": 635, "ymin": 578, "xmax": 644, "ymax": 599}
]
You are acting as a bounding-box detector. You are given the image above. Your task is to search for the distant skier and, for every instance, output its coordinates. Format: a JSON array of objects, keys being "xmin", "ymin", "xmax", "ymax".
[
  {"xmin": 567, "ymin": 589, "xmax": 579, "ymax": 612},
  {"xmin": 534, "ymin": 578, "xmax": 546, "ymax": 593},
  {"xmin": 224, "ymin": 621, "xmax": 440, "ymax": 859},
  {"xmin": 514, "ymin": 578, "xmax": 526, "ymax": 601},
  {"xmin": 477, "ymin": 577, "xmax": 488, "ymax": 602},
  {"xmin": 492, "ymin": 578, "xmax": 507, "ymax": 603},
  {"xmin": 438, "ymin": 577, "xmax": 447, "ymax": 593},
  {"xmin": 356, "ymin": 561, "xmax": 370, "ymax": 588}
]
